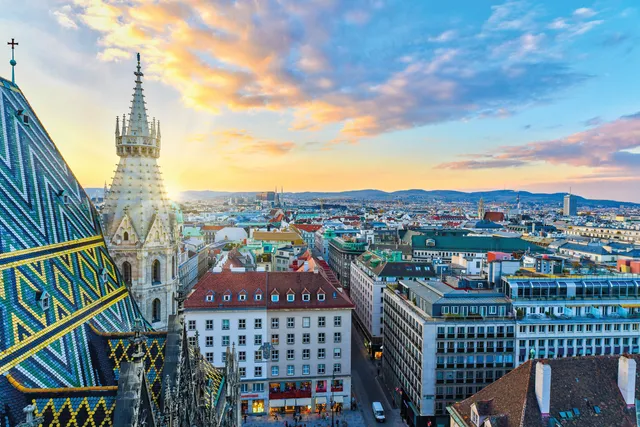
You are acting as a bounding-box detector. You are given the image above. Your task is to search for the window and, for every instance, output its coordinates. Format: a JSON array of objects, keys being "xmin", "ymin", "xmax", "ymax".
[
  {"xmin": 271, "ymin": 294, "xmax": 279, "ymax": 302},
  {"xmin": 206, "ymin": 336, "xmax": 213, "ymax": 347},
  {"xmin": 272, "ymin": 366, "xmax": 280, "ymax": 376},
  {"xmin": 222, "ymin": 319, "xmax": 230, "ymax": 330},
  {"xmin": 255, "ymin": 293, "xmax": 263, "ymax": 301},
  {"xmin": 287, "ymin": 349, "xmax": 295, "ymax": 360},
  {"xmin": 222, "ymin": 336, "xmax": 230, "ymax": 346},
  {"xmin": 303, "ymin": 333, "xmax": 310, "ymax": 344},
  {"xmin": 271, "ymin": 334, "xmax": 279, "ymax": 345},
  {"xmin": 272, "ymin": 350, "xmax": 279, "ymax": 361},
  {"xmin": 303, "ymin": 293, "xmax": 310, "ymax": 302},
  {"xmin": 205, "ymin": 293, "xmax": 214, "ymax": 302},
  {"xmin": 254, "ymin": 366, "xmax": 262, "ymax": 377},
  {"xmin": 334, "ymin": 332, "xmax": 342, "ymax": 343},
  {"xmin": 152, "ymin": 260, "xmax": 161, "ymax": 283},
  {"xmin": 255, "ymin": 350, "xmax": 262, "ymax": 361},
  {"xmin": 152, "ymin": 298, "xmax": 161, "ymax": 323},
  {"xmin": 318, "ymin": 333, "xmax": 326, "ymax": 344},
  {"xmin": 255, "ymin": 319, "xmax": 262, "ymax": 329},
  {"xmin": 239, "ymin": 367, "xmax": 246, "ymax": 378},
  {"xmin": 442, "ymin": 306, "xmax": 449, "ymax": 315},
  {"xmin": 489, "ymin": 306, "xmax": 497, "ymax": 315},
  {"xmin": 239, "ymin": 293, "xmax": 247, "ymax": 301},
  {"xmin": 253, "ymin": 383, "xmax": 264, "ymax": 392},
  {"xmin": 188, "ymin": 320, "xmax": 196, "ymax": 331},
  {"xmin": 205, "ymin": 320, "xmax": 213, "ymax": 330},
  {"xmin": 238, "ymin": 319, "xmax": 246, "ymax": 329},
  {"xmin": 334, "ymin": 348, "xmax": 341, "ymax": 359},
  {"xmin": 303, "ymin": 349, "xmax": 310, "ymax": 359},
  {"xmin": 318, "ymin": 293, "xmax": 325, "ymax": 301},
  {"xmin": 241, "ymin": 384, "xmax": 248, "ymax": 393},
  {"xmin": 239, "ymin": 335, "xmax": 246, "ymax": 346},
  {"xmin": 287, "ymin": 365, "xmax": 295, "ymax": 376},
  {"xmin": 254, "ymin": 335, "xmax": 263, "ymax": 346},
  {"xmin": 318, "ymin": 317, "xmax": 326, "ymax": 327},
  {"xmin": 287, "ymin": 334, "xmax": 295, "ymax": 345},
  {"xmin": 188, "ymin": 336, "xmax": 196, "ymax": 346},
  {"xmin": 271, "ymin": 318, "xmax": 279, "ymax": 329},
  {"xmin": 318, "ymin": 348, "xmax": 326, "ymax": 359},
  {"xmin": 287, "ymin": 317, "xmax": 295, "ymax": 328},
  {"xmin": 333, "ymin": 363, "xmax": 341, "ymax": 374},
  {"xmin": 122, "ymin": 261, "xmax": 132, "ymax": 285},
  {"xmin": 303, "ymin": 317, "xmax": 311, "ymax": 328},
  {"xmin": 334, "ymin": 316, "xmax": 342, "ymax": 327},
  {"xmin": 238, "ymin": 351, "xmax": 246, "ymax": 362},
  {"xmin": 303, "ymin": 365, "xmax": 310, "ymax": 375},
  {"xmin": 222, "ymin": 353, "xmax": 227, "ymax": 363},
  {"xmin": 206, "ymin": 352, "xmax": 214, "ymax": 363},
  {"xmin": 318, "ymin": 364, "xmax": 326, "ymax": 374},
  {"xmin": 223, "ymin": 294, "xmax": 231, "ymax": 302},
  {"xmin": 287, "ymin": 293, "xmax": 295, "ymax": 302}
]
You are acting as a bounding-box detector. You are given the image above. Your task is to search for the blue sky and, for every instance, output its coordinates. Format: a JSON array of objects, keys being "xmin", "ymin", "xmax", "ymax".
[{"xmin": 2, "ymin": 0, "xmax": 640, "ymax": 201}]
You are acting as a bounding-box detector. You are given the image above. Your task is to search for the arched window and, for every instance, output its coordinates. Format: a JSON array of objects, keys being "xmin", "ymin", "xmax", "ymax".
[
  {"xmin": 172, "ymin": 255, "xmax": 176, "ymax": 279},
  {"xmin": 123, "ymin": 231, "xmax": 129, "ymax": 241},
  {"xmin": 122, "ymin": 261, "xmax": 132, "ymax": 285},
  {"xmin": 152, "ymin": 259, "xmax": 161, "ymax": 284},
  {"xmin": 152, "ymin": 298, "xmax": 161, "ymax": 323}
]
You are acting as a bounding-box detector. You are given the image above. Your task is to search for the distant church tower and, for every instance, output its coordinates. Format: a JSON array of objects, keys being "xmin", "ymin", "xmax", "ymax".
[
  {"xmin": 102, "ymin": 54, "xmax": 179, "ymax": 329},
  {"xmin": 478, "ymin": 197, "xmax": 485, "ymax": 220}
]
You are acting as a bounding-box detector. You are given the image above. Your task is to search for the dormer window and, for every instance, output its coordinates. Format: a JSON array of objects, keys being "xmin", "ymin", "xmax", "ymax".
[
  {"xmin": 318, "ymin": 293, "xmax": 325, "ymax": 302},
  {"xmin": 36, "ymin": 291, "xmax": 50, "ymax": 311},
  {"xmin": 16, "ymin": 109, "xmax": 29, "ymax": 126},
  {"xmin": 255, "ymin": 293, "xmax": 263, "ymax": 301},
  {"xmin": 223, "ymin": 294, "xmax": 231, "ymax": 302},
  {"xmin": 205, "ymin": 294, "xmax": 214, "ymax": 302},
  {"xmin": 239, "ymin": 292, "xmax": 247, "ymax": 301},
  {"xmin": 272, "ymin": 294, "xmax": 279, "ymax": 302},
  {"xmin": 302, "ymin": 293, "xmax": 310, "ymax": 302},
  {"xmin": 287, "ymin": 294, "xmax": 295, "ymax": 302}
]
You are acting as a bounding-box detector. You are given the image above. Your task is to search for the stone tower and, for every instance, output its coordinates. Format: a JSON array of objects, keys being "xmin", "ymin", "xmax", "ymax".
[{"xmin": 103, "ymin": 53, "xmax": 179, "ymax": 329}]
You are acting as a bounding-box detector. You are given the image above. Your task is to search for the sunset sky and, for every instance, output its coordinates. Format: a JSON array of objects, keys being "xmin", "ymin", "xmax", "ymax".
[{"xmin": 3, "ymin": 0, "xmax": 640, "ymax": 201}]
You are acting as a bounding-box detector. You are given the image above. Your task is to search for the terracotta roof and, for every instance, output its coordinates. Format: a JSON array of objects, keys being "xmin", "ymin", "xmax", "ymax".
[
  {"xmin": 185, "ymin": 271, "xmax": 354, "ymax": 310},
  {"xmin": 202, "ymin": 225, "xmax": 225, "ymax": 231},
  {"xmin": 450, "ymin": 356, "xmax": 640, "ymax": 427},
  {"xmin": 252, "ymin": 230, "xmax": 304, "ymax": 244},
  {"xmin": 484, "ymin": 211, "xmax": 505, "ymax": 222},
  {"xmin": 292, "ymin": 224, "xmax": 323, "ymax": 233}
]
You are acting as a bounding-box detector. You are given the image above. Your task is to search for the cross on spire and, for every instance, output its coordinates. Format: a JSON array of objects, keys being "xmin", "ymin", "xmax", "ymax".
[{"xmin": 7, "ymin": 38, "xmax": 18, "ymax": 84}]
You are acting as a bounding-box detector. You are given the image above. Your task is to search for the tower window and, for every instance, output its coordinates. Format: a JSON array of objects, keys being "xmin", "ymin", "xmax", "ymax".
[
  {"xmin": 152, "ymin": 298, "xmax": 161, "ymax": 323},
  {"xmin": 123, "ymin": 231, "xmax": 129, "ymax": 241},
  {"xmin": 122, "ymin": 261, "xmax": 132, "ymax": 285},
  {"xmin": 152, "ymin": 259, "xmax": 161, "ymax": 284}
]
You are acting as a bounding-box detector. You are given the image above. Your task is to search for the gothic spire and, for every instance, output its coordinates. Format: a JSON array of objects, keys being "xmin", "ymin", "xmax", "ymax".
[
  {"xmin": 121, "ymin": 113, "xmax": 127, "ymax": 135},
  {"xmin": 115, "ymin": 116, "xmax": 120, "ymax": 136},
  {"xmin": 127, "ymin": 53, "xmax": 149, "ymax": 137}
]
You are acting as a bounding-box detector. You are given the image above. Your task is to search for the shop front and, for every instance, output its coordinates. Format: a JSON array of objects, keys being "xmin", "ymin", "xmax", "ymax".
[
  {"xmin": 240, "ymin": 393, "xmax": 266, "ymax": 415},
  {"xmin": 269, "ymin": 381, "xmax": 312, "ymax": 415}
]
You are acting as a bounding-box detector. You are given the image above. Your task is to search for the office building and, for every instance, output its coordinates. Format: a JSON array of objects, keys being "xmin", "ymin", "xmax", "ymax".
[
  {"xmin": 563, "ymin": 193, "xmax": 578, "ymax": 216},
  {"xmin": 328, "ymin": 237, "xmax": 367, "ymax": 290}
]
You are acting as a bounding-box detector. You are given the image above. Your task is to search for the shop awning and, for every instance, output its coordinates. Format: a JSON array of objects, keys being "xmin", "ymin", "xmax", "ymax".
[
  {"xmin": 316, "ymin": 397, "xmax": 327, "ymax": 404},
  {"xmin": 285, "ymin": 399, "xmax": 296, "ymax": 406},
  {"xmin": 333, "ymin": 396, "xmax": 344, "ymax": 403},
  {"xmin": 270, "ymin": 399, "xmax": 285, "ymax": 408},
  {"xmin": 297, "ymin": 398, "xmax": 312, "ymax": 406}
]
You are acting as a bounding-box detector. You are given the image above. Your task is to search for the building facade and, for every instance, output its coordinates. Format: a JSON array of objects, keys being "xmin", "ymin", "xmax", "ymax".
[
  {"xmin": 328, "ymin": 237, "xmax": 367, "ymax": 290},
  {"xmin": 382, "ymin": 280, "xmax": 515, "ymax": 427},
  {"xmin": 563, "ymin": 193, "xmax": 578, "ymax": 216},
  {"xmin": 185, "ymin": 271, "xmax": 354, "ymax": 418},
  {"xmin": 102, "ymin": 55, "xmax": 179, "ymax": 329}
]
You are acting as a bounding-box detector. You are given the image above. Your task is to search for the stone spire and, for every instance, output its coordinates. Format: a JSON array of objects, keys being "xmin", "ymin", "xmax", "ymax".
[
  {"xmin": 128, "ymin": 53, "xmax": 149, "ymax": 137},
  {"xmin": 115, "ymin": 116, "xmax": 120, "ymax": 137}
]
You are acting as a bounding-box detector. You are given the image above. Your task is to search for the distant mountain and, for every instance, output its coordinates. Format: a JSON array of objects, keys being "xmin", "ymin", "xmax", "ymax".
[{"xmin": 88, "ymin": 187, "xmax": 638, "ymax": 207}]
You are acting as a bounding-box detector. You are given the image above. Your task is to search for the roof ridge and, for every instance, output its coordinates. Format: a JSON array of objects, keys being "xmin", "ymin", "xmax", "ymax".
[{"xmin": 518, "ymin": 361, "xmax": 534, "ymax": 427}]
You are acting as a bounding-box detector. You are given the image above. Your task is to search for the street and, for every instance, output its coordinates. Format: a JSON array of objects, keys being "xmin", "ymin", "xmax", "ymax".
[{"xmin": 350, "ymin": 322, "xmax": 405, "ymax": 427}]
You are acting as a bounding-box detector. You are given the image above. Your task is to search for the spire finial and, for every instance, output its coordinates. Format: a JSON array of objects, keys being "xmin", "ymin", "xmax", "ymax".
[
  {"xmin": 7, "ymin": 38, "xmax": 18, "ymax": 84},
  {"xmin": 115, "ymin": 116, "xmax": 120, "ymax": 136}
]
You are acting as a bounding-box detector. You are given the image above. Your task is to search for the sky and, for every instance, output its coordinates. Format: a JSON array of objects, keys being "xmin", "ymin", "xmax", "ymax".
[{"xmin": 2, "ymin": 0, "xmax": 640, "ymax": 202}]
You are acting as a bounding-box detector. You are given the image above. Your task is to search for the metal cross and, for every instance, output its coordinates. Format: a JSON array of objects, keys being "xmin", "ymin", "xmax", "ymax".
[{"xmin": 7, "ymin": 38, "xmax": 18, "ymax": 83}]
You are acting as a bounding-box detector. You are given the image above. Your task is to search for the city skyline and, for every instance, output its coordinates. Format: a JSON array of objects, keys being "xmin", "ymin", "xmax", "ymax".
[{"xmin": 3, "ymin": 0, "xmax": 640, "ymax": 201}]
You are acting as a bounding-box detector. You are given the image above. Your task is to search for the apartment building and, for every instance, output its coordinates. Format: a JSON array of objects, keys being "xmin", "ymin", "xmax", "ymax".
[
  {"xmin": 503, "ymin": 276, "xmax": 640, "ymax": 365},
  {"xmin": 566, "ymin": 225, "xmax": 640, "ymax": 244},
  {"xmin": 185, "ymin": 270, "xmax": 354, "ymax": 417},
  {"xmin": 350, "ymin": 251, "xmax": 435, "ymax": 358},
  {"xmin": 328, "ymin": 237, "xmax": 367, "ymax": 290},
  {"xmin": 382, "ymin": 280, "xmax": 515, "ymax": 427}
]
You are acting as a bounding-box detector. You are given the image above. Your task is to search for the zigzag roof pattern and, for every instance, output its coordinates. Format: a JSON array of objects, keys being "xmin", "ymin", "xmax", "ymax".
[{"xmin": 0, "ymin": 75, "xmax": 148, "ymax": 425}]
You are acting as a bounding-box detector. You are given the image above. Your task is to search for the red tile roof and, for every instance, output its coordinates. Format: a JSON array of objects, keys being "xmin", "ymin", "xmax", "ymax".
[
  {"xmin": 292, "ymin": 224, "xmax": 323, "ymax": 233},
  {"xmin": 185, "ymin": 271, "xmax": 354, "ymax": 310},
  {"xmin": 484, "ymin": 211, "xmax": 505, "ymax": 222},
  {"xmin": 202, "ymin": 225, "xmax": 225, "ymax": 231}
]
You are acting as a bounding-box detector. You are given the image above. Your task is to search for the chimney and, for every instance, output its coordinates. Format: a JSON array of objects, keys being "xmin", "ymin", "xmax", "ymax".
[
  {"xmin": 535, "ymin": 362, "xmax": 551, "ymax": 417},
  {"xmin": 618, "ymin": 356, "xmax": 637, "ymax": 407}
]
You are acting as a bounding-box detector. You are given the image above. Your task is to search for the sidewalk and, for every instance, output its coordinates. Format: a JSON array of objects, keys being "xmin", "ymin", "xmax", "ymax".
[{"xmin": 242, "ymin": 410, "xmax": 367, "ymax": 427}]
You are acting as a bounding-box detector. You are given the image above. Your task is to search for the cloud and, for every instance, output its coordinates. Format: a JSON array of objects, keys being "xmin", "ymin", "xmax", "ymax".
[
  {"xmin": 51, "ymin": 6, "xmax": 78, "ymax": 29},
  {"xmin": 437, "ymin": 112, "xmax": 640, "ymax": 172},
  {"xmin": 583, "ymin": 116, "xmax": 602, "ymax": 127},
  {"xmin": 54, "ymin": 0, "xmax": 603, "ymax": 142},
  {"xmin": 213, "ymin": 129, "xmax": 296, "ymax": 155},
  {"xmin": 573, "ymin": 8, "xmax": 597, "ymax": 19}
]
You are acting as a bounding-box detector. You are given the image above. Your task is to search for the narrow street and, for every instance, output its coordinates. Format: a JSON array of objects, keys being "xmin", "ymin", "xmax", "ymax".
[{"xmin": 351, "ymin": 322, "xmax": 405, "ymax": 427}]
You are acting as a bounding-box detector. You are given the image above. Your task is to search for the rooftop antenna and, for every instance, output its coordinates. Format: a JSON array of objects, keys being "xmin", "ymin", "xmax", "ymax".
[{"xmin": 7, "ymin": 38, "xmax": 18, "ymax": 84}]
